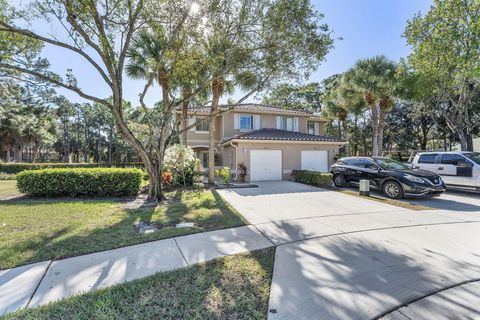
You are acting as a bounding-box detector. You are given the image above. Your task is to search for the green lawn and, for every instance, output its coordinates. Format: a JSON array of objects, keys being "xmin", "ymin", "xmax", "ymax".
[
  {"xmin": 2, "ymin": 248, "xmax": 274, "ymax": 320},
  {"xmin": 0, "ymin": 184, "xmax": 247, "ymax": 270},
  {"xmin": 0, "ymin": 180, "xmax": 20, "ymax": 198}
]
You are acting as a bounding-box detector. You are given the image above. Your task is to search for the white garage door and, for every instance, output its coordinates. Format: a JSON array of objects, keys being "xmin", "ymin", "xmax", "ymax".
[
  {"xmin": 301, "ymin": 150, "xmax": 329, "ymax": 172},
  {"xmin": 250, "ymin": 150, "xmax": 282, "ymax": 181}
]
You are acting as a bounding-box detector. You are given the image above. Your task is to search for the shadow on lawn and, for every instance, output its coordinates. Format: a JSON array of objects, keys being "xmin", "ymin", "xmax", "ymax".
[
  {"xmin": 0, "ymin": 189, "xmax": 245, "ymax": 270},
  {"xmin": 4, "ymin": 248, "xmax": 275, "ymax": 320}
]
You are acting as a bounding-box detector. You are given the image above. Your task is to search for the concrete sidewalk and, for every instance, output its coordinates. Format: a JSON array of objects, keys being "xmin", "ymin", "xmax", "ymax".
[{"xmin": 0, "ymin": 225, "xmax": 273, "ymax": 315}]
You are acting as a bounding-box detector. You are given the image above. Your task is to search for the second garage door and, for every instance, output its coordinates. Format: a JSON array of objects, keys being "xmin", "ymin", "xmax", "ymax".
[
  {"xmin": 250, "ymin": 150, "xmax": 282, "ymax": 181},
  {"xmin": 301, "ymin": 150, "xmax": 329, "ymax": 172}
]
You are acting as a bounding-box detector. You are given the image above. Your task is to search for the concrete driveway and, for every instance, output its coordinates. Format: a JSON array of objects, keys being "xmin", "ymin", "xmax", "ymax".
[{"xmin": 217, "ymin": 181, "xmax": 480, "ymax": 319}]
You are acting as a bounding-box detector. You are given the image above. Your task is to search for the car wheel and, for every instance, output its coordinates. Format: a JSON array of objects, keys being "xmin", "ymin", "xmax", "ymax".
[
  {"xmin": 383, "ymin": 181, "xmax": 403, "ymax": 199},
  {"xmin": 333, "ymin": 174, "xmax": 347, "ymax": 188}
]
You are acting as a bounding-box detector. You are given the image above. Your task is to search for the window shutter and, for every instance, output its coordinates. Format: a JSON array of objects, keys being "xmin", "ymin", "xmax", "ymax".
[
  {"xmin": 253, "ymin": 115, "xmax": 260, "ymax": 130},
  {"xmin": 276, "ymin": 116, "xmax": 282, "ymax": 129},
  {"xmin": 234, "ymin": 114, "xmax": 239, "ymax": 130},
  {"xmin": 189, "ymin": 117, "xmax": 196, "ymax": 131},
  {"xmin": 293, "ymin": 117, "xmax": 299, "ymax": 132},
  {"xmin": 314, "ymin": 122, "xmax": 319, "ymax": 135}
]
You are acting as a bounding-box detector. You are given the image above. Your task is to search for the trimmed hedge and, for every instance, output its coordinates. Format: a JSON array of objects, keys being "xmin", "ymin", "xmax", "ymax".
[
  {"xmin": 0, "ymin": 162, "xmax": 144, "ymax": 175},
  {"xmin": 17, "ymin": 168, "xmax": 143, "ymax": 197},
  {"xmin": 291, "ymin": 170, "xmax": 333, "ymax": 188}
]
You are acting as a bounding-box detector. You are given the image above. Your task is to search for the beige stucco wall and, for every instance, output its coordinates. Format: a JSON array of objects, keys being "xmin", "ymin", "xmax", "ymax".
[
  {"xmin": 223, "ymin": 112, "xmax": 326, "ymax": 139},
  {"xmin": 225, "ymin": 142, "xmax": 341, "ymax": 181}
]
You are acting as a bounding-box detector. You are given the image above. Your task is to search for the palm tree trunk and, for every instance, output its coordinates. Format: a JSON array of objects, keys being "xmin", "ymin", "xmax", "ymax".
[{"xmin": 208, "ymin": 78, "xmax": 224, "ymax": 184}]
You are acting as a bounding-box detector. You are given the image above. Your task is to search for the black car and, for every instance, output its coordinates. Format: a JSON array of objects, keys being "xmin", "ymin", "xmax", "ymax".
[{"xmin": 330, "ymin": 157, "xmax": 446, "ymax": 199}]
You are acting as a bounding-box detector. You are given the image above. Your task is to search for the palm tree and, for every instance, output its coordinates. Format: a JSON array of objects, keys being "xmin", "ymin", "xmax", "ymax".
[
  {"xmin": 126, "ymin": 29, "xmax": 171, "ymax": 113},
  {"xmin": 322, "ymin": 74, "xmax": 364, "ymax": 156},
  {"xmin": 343, "ymin": 55, "xmax": 396, "ymax": 156}
]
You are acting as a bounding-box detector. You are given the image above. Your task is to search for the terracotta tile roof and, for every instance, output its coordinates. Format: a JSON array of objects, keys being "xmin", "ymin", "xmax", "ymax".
[
  {"xmin": 179, "ymin": 103, "xmax": 314, "ymax": 116},
  {"xmin": 223, "ymin": 129, "xmax": 345, "ymax": 143}
]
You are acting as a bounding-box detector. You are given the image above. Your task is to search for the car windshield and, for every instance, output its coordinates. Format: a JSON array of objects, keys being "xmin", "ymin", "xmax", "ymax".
[
  {"xmin": 464, "ymin": 152, "xmax": 480, "ymax": 165},
  {"xmin": 374, "ymin": 158, "xmax": 410, "ymax": 170}
]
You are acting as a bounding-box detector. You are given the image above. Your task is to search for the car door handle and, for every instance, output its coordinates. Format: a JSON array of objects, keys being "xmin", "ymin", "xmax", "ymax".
[{"xmin": 437, "ymin": 167, "xmax": 444, "ymax": 170}]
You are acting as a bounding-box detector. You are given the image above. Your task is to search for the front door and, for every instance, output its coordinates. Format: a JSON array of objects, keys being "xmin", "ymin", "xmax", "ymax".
[{"xmin": 199, "ymin": 151, "xmax": 209, "ymax": 169}]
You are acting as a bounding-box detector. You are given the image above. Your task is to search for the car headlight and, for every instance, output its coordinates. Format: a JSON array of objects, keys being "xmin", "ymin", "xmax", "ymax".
[{"xmin": 404, "ymin": 174, "xmax": 425, "ymax": 183}]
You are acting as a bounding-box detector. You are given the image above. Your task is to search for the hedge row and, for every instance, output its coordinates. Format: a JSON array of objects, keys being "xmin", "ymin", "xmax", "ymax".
[
  {"xmin": 17, "ymin": 168, "xmax": 143, "ymax": 197},
  {"xmin": 291, "ymin": 170, "xmax": 333, "ymax": 188},
  {"xmin": 0, "ymin": 162, "xmax": 144, "ymax": 174}
]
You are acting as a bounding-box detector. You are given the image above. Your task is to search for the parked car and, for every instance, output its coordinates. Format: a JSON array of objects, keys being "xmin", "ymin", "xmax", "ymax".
[
  {"xmin": 331, "ymin": 157, "xmax": 446, "ymax": 199},
  {"xmin": 412, "ymin": 151, "xmax": 480, "ymax": 191}
]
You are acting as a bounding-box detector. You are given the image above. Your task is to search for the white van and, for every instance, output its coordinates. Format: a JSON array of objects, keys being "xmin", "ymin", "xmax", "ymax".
[{"xmin": 412, "ymin": 151, "xmax": 480, "ymax": 190}]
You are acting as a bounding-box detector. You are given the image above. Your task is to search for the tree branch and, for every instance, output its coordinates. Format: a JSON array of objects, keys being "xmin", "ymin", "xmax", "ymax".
[
  {"xmin": 0, "ymin": 21, "xmax": 113, "ymax": 88},
  {"xmin": 0, "ymin": 63, "xmax": 112, "ymax": 107}
]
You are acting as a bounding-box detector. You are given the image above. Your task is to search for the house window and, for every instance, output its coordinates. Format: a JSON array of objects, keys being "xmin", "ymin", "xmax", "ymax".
[
  {"xmin": 281, "ymin": 117, "xmax": 294, "ymax": 131},
  {"xmin": 307, "ymin": 121, "xmax": 315, "ymax": 135},
  {"xmin": 240, "ymin": 115, "xmax": 253, "ymax": 130},
  {"xmin": 196, "ymin": 118, "xmax": 209, "ymax": 132}
]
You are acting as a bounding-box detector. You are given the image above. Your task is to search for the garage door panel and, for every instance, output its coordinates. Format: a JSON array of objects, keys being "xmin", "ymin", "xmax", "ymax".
[
  {"xmin": 250, "ymin": 150, "xmax": 282, "ymax": 181},
  {"xmin": 301, "ymin": 150, "xmax": 328, "ymax": 172}
]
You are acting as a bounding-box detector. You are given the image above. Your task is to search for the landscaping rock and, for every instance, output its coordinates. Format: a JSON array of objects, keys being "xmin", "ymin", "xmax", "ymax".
[
  {"xmin": 176, "ymin": 222, "xmax": 195, "ymax": 228},
  {"xmin": 135, "ymin": 221, "xmax": 158, "ymax": 234}
]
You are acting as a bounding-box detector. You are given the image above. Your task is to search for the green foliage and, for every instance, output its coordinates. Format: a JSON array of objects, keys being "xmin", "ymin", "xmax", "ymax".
[
  {"xmin": 215, "ymin": 167, "xmax": 231, "ymax": 184},
  {"xmin": 164, "ymin": 144, "xmax": 198, "ymax": 186},
  {"xmin": 17, "ymin": 168, "xmax": 143, "ymax": 197},
  {"xmin": 0, "ymin": 162, "xmax": 144, "ymax": 174},
  {"xmin": 292, "ymin": 170, "xmax": 332, "ymax": 187},
  {"xmin": 262, "ymin": 82, "xmax": 322, "ymax": 112}
]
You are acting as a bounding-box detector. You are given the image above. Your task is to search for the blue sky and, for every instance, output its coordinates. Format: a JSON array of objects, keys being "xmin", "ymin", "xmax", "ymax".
[{"xmin": 15, "ymin": 0, "xmax": 433, "ymax": 106}]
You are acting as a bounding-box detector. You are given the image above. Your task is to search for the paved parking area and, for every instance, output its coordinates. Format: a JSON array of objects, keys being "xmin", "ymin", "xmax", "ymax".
[
  {"xmin": 218, "ymin": 181, "xmax": 480, "ymax": 319},
  {"xmin": 216, "ymin": 181, "xmax": 411, "ymax": 225}
]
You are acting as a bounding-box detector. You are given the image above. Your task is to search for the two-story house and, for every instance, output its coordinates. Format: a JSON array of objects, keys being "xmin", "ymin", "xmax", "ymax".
[{"xmin": 177, "ymin": 104, "xmax": 346, "ymax": 181}]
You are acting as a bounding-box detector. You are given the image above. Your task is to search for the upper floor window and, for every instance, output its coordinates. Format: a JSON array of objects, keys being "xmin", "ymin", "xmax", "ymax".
[
  {"xmin": 277, "ymin": 116, "xmax": 298, "ymax": 132},
  {"xmin": 196, "ymin": 118, "xmax": 210, "ymax": 132},
  {"xmin": 307, "ymin": 121, "xmax": 315, "ymax": 135},
  {"xmin": 240, "ymin": 114, "xmax": 253, "ymax": 130},
  {"xmin": 282, "ymin": 117, "xmax": 294, "ymax": 131}
]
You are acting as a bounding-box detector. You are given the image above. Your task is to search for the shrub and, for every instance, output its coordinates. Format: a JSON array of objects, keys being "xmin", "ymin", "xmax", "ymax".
[
  {"xmin": 291, "ymin": 170, "xmax": 332, "ymax": 188},
  {"xmin": 162, "ymin": 171, "xmax": 173, "ymax": 185},
  {"xmin": 237, "ymin": 163, "xmax": 248, "ymax": 183},
  {"xmin": 215, "ymin": 167, "xmax": 231, "ymax": 184},
  {"xmin": 164, "ymin": 144, "xmax": 197, "ymax": 186},
  {"xmin": 0, "ymin": 162, "xmax": 144, "ymax": 175},
  {"xmin": 17, "ymin": 168, "xmax": 143, "ymax": 197}
]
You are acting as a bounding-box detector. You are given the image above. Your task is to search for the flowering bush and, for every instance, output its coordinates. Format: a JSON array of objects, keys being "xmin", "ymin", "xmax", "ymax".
[{"xmin": 164, "ymin": 144, "xmax": 197, "ymax": 186}]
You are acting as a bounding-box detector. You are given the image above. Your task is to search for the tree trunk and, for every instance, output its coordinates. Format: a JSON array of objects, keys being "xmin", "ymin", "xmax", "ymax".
[
  {"xmin": 342, "ymin": 120, "xmax": 349, "ymax": 156},
  {"xmin": 208, "ymin": 78, "xmax": 224, "ymax": 184},
  {"xmin": 32, "ymin": 141, "xmax": 42, "ymax": 163},
  {"xmin": 6, "ymin": 148, "xmax": 11, "ymax": 162},
  {"xmin": 377, "ymin": 97, "xmax": 390, "ymax": 157},
  {"xmin": 108, "ymin": 126, "xmax": 113, "ymax": 164},
  {"xmin": 365, "ymin": 92, "xmax": 379, "ymax": 157},
  {"xmin": 181, "ymin": 87, "xmax": 191, "ymax": 145}
]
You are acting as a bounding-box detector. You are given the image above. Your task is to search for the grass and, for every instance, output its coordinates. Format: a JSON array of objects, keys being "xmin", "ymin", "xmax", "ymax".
[
  {"xmin": 2, "ymin": 248, "xmax": 274, "ymax": 320},
  {"xmin": 331, "ymin": 187, "xmax": 433, "ymax": 211},
  {"xmin": 0, "ymin": 180, "xmax": 21, "ymax": 198},
  {"xmin": 0, "ymin": 183, "xmax": 247, "ymax": 270}
]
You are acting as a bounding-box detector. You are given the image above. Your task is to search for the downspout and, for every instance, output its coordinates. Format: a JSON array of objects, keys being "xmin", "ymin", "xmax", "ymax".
[{"xmin": 229, "ymin": 141, "xmax": 238, "ymax": 180}]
